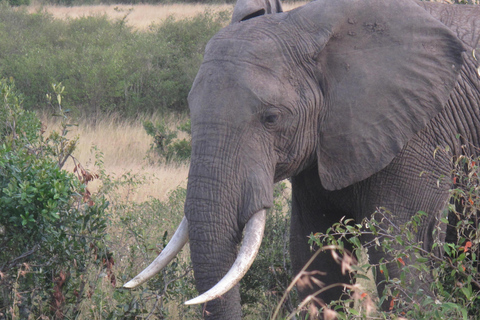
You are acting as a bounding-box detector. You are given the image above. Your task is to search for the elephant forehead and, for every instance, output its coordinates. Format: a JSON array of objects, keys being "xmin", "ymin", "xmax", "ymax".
[
  {"xmin": 196, "ymin": 34, "xmax": 302, "ymax": 100},
  {"xmin": 189, "ymin": 61, "xmax": 290, "ymax": 115},
  {"xmin": 189, "ymin": 22, "xmax": 311, "ymax": 116},
  {"xmin": 204, "ymin": 36, "xmax": 284, "ymax": 70}
]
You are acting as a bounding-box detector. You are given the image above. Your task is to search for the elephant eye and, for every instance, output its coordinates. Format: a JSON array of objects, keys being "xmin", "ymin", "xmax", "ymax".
[
  {"xmin": 265, "ymin": 114, "xmax": 278, "ymax": 123},
  {"xmin": 263, "ymin": 109, "xmax": 280, "ymax": 126}
]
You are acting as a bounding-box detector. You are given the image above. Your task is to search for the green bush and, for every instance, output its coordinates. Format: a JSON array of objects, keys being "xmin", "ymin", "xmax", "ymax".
[
  {"xmin": 0, "ymin": 80, "xmax": 110, "ymax": 319},
  {"xmin": 114, "ymin": 188, "xmax": 199, "ymax": 319},
  {"xmin": 6, "ymin": 0, "xmax": 30, "ymax": 6},
  {"xmin": 144, "ymin": 119, "xmax": 192, "ymax": 163},
  {"xmin": 0, "ymin": 5, "xmax": 228, "ymax": 117},
  {"xmin": 122, "ymin": 13, "xmax": 228, "ymax": 115}
]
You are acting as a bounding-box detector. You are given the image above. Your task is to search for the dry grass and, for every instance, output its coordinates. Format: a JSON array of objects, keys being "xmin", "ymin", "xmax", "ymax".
[
  {"xmin": 26, "ymin": 2, "xmax": 308, "ymax": 30},
  {"xmin": 43, "ymin": 114, "xmax": 189, "ymax": 202},
  {"xmin": 28, "ymin": 3, "xmax": 233, "ymax": 29}
]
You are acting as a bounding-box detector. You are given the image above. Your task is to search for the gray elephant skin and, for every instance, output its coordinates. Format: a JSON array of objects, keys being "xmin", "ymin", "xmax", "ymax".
[{"xmin": 127, "ymin": 0, "xmax": 480, "ymax": 318}]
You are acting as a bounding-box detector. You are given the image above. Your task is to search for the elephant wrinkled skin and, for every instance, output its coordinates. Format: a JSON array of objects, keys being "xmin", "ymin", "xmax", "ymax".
[{"xmin": 127, "ymin": 0, "xmax": 480, "ymax": 318}]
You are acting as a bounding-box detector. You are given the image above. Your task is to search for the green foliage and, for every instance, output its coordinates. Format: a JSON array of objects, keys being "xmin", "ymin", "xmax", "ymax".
[
  {"xmin": 144, "ymin": 119, "xmax": 192, "ymax": 163},
  {"xmin": 0, "ymin": 77, "xmax": 39, "ymax": 146},
  {"xmin": 6, "ymin": 0, "xmax": 30, "ymax": 6},
  {"xmin": 120, "ymin": 190, "xmax": 198, "ymax": 319},
  {"xmin": 0, "ymin": 5, "xmax": 228, "ymax": 116},
  {"xmin": 0, "ymin": 79, "xmax": 110, "ymax": 319},
  {"xmin": 0, "ymin": 145, "xmax": 72, "ymax": 227}
]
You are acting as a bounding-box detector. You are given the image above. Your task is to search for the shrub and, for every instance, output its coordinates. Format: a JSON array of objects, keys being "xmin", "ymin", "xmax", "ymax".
[
  {"xmin": 0, "ymin": 80, "xmax": 111, "ymax": 319},
  {"xmin": 121, "ymin": 12, "xmax": 228, "ymax": 115},
  {"xmin": 144, "ymin": 119, "xmax": 192, "ymax": 163},
  {"xmin": 0, "ymin": 5, "xmax": 228, "ymax": 117},
  {"xmin": 94, "ymin": 169, "xmax": 199, "ymax": 319},
  {"xmin": 6, "ymin": 0, "xmax": 30, "ymax": 6},
  {"xmin": 116, "ymin": 188, "xmax": 199, "ymax": 319}
]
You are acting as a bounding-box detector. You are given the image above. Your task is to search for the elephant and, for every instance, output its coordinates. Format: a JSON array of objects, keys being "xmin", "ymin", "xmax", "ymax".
[{"xmin": 125, "ymin": 0, "xmax": 480, "ymax": 318}]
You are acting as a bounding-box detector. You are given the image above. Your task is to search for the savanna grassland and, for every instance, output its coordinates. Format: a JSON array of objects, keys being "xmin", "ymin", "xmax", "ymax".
[
  {"xmin": 35, "ymin": 1, "xmax": 305, "ymax": 207},
  {"xmin": 28, "ymin": 3, "xmax": 235, "ymax": 29},
  {"xmin": 44, "ymin": 115, "xmax": 190, "ymax": 202}
]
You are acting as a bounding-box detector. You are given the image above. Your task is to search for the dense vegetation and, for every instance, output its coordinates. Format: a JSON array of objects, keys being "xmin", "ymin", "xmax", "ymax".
[
  {"xmin": 0, "ymin": 4, "xmax": 228, "ymax": 117},
  {"xmin": 0, "ymin": 80, "xmax": 113, "ymax": 318}
]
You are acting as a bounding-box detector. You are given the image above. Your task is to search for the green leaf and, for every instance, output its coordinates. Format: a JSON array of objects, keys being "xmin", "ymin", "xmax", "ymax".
[
  {"xmin": 349, "ymin": 309, "xmax": 360, "ymax": 315},
  {"xmin": 416, "ymin": 257, "xmax": 429, "ymax": 263}
]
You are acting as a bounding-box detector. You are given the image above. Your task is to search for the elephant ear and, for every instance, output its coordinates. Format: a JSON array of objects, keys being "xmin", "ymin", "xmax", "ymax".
[
  {"xmin": 231, "ymin": 0, "xmax": 282, "ymax": 23},
  {"xmin": 292, "ymin": 0, "xmax": 465, "ymax": 190}
]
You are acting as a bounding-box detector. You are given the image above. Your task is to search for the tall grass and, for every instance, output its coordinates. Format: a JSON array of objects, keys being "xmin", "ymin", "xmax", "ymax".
[
  {"xmin": 27, "ymin": 3, "xmax": 235, "ymax": 29},
  {"xmin": 43, "ymin": 114, "xmax": 190, "ymax": 202}
]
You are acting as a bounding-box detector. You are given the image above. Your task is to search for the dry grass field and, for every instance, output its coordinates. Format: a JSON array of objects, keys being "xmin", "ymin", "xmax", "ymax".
[
  {"xmin": 44, "ymin": 115, "xmax": 190, "ymax": 202},
  {"xmin": 27, "ymin": 2, "xmax": 308, "ymax": 30}
]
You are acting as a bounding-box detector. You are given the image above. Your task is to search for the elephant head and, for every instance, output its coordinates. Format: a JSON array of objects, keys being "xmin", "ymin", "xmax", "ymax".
[
  {"xmin": 126, "ymin": 0, "xmax": 466, "ymax": 318},
  {"xmin": 231, "ymin": 0, "xmax": 282, "ymax": 23}
]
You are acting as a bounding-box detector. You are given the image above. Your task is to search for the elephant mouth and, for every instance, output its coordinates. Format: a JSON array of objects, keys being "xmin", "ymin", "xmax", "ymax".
[{"xmin": 123, "ymin": 209, "xmax": 267, "ymax": 305}]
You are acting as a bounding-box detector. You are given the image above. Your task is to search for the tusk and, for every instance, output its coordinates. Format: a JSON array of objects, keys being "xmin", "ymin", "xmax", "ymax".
[
  {"xmin": 123, "ymin": 217, "xmax": 189, "ymax": 288},
  {"xmin": 185, "ymin": 209, "xmax": 267, "ymax": 305}
]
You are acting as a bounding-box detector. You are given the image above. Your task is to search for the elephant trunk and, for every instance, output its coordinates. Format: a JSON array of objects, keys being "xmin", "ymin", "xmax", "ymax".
[
  {"xmin": 184, "ymin": 141, "xmax": 273, "ymax": 318},
  {"xmin": 184, "ymin": 176, "xmax": 243, "ymax": 319},
  {"xmin": 185, "ymin": 209, "xmax": 266, "ymax": 305}
]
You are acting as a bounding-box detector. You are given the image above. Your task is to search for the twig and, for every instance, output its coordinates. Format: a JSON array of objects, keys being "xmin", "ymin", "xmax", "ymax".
[
  {"xmin": 271, "ymin": 245, "xmax": 342, "ymax": 320},
  {"xmin": 1, "ymin": 244, "xmax": 40, "ymax": 272},
  {"xmin": 145, "ymin": 267, "xmax": 192, "ymax": 319},
  {"xmin": 285, "ymin": 283, "xmax": 356, "ymax": 320}
]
